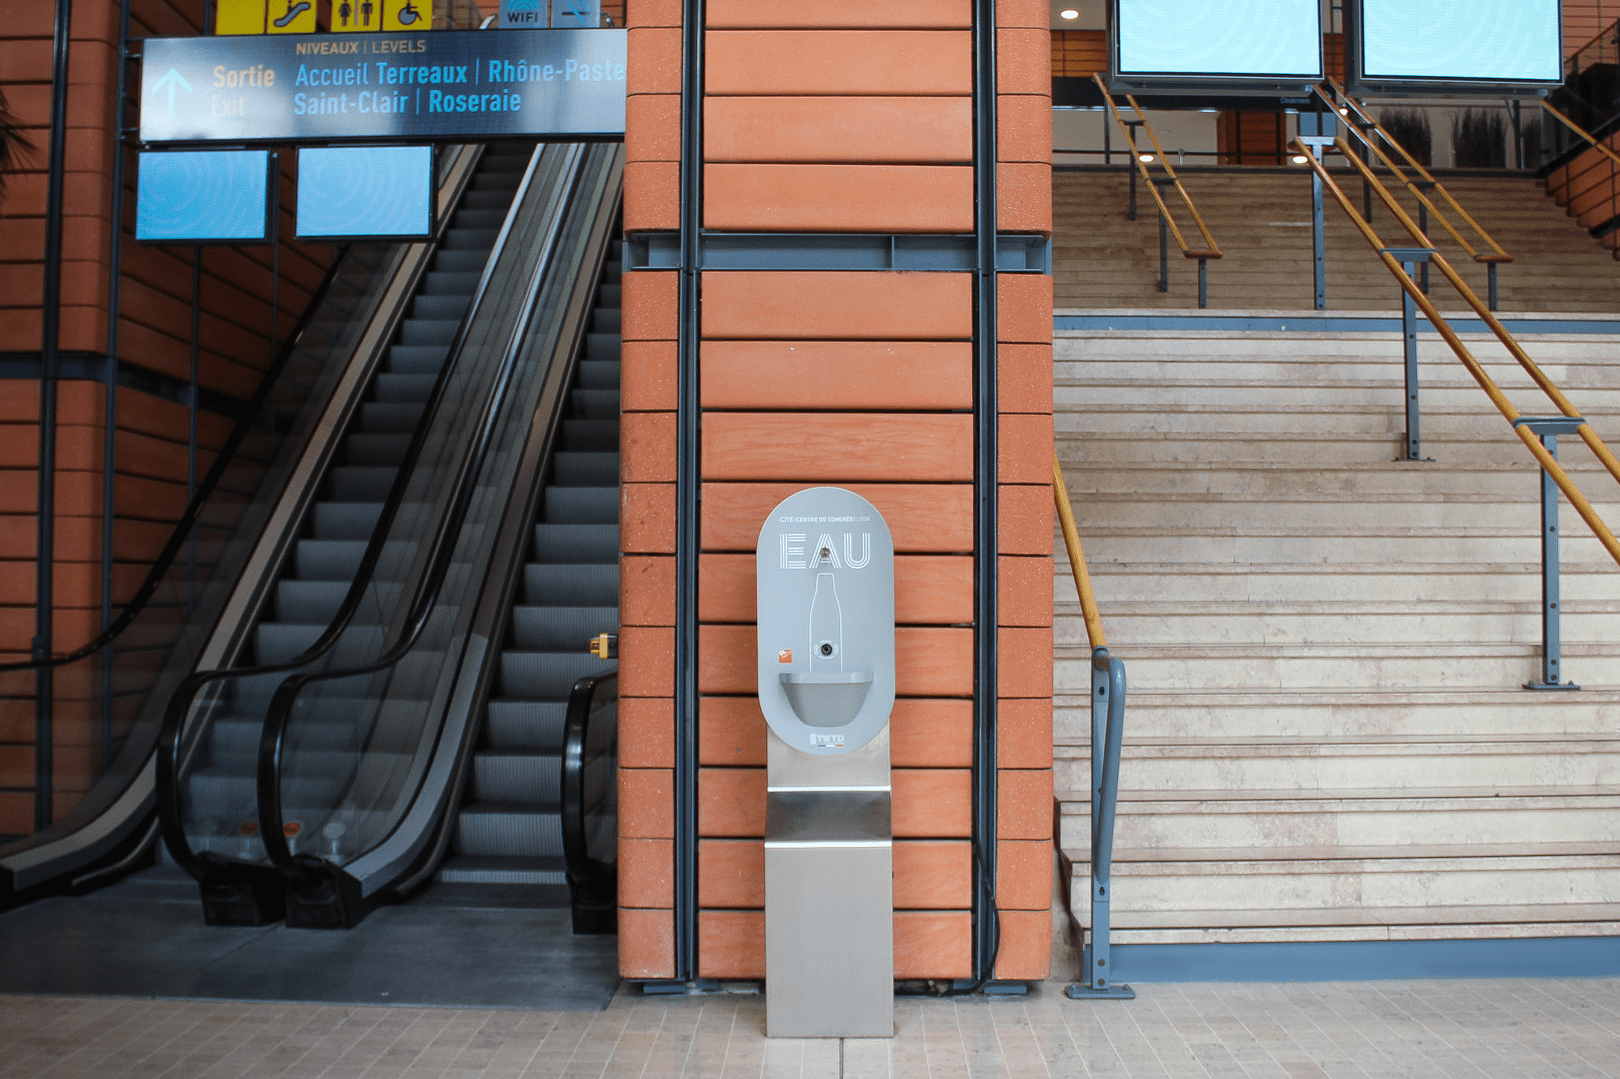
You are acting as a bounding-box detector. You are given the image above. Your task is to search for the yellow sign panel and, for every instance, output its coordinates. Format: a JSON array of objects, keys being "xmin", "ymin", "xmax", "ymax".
[
  {"xmin": 267, "ymin": 0, "xmax": 318, "ymax": 33},
  {"xmin": 332, "ymin": 0, "xmax": 382, "ymax": 31},
  {"xmin": 215, "ymin": 0, "xmax": 266, "ymax": 34},
  {"xmin": 381, "ymin": 0, "xmax": 432, "ymax": 31}
]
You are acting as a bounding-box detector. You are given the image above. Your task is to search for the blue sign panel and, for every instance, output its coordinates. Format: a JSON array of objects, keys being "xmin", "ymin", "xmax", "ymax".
[
  {"xmin": 139, "ymin": 28, "xmax": 626, "ymax": 144},
  {"xmin": 136, "ymin": 149, "xmax": 272, "ymax": 243},
  {"xmin": 297, "ymin": 145, "xmax": 434, "ymax": 239}
]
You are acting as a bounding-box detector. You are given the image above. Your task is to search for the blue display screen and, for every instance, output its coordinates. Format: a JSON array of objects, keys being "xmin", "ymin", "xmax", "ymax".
[
  {"xmin": 1360, "ymin": 0, "xmax": 1562, "ymax": 83},
  {"xmin": 1116, "ymin": 0, "xmax": 1323, "ymax": 79},
  {"xmin": 296, "ymin": 146, "xmax": 434, "ymax": 240},
  {"xmin": 135, "ymin": 150, "xmax": 271, "ymax": 243}
]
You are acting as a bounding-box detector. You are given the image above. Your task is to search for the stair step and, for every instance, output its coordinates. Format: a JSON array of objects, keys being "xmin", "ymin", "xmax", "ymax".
[
  {"xmin": 436, "ymin": 854, "xmax": 567, "ymax": 885},
  {"xmin": 532, "ymin": 523, "xmax": 618, "ymax": 563},
  {"xmin": 523, "ymin": 563, "xmax": 618, "ymax": 606},
  {"xmin": 510, "ymin": 605, "xmax": 618, "ymax": 651},
  {"xmin": 455, "ymin": 803, "xmax": 562, "ymax": 858},
  {"xmin": 471, "ymin": 751, "xmax": 562, "ymax": 803},
  {"xmin": 499, "ymin": 651, "xmax": 613, "ymax": 699}
]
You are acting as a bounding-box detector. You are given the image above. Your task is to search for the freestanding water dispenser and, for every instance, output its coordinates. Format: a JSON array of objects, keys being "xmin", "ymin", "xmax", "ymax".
[{"xmin": 756, "ymin": 487, "xmax": 896, "ymax": 1038}]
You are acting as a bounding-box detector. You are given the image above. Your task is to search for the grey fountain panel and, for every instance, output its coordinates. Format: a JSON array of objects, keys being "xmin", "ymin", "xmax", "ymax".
[{"xmin": 755, "ymin": 488, "xmax": 895, "ymax": 755}]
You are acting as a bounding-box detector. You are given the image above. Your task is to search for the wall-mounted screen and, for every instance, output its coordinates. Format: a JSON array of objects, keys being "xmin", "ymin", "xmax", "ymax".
[
  {"xmin": 1112, "ymin": 0, "xmax": 1323, "ymax": 91},
  {"xmin": 1351, "ymin": 0, "xmax": 1563, "ymax": 92},
  {"xmin": 135, "ymin": 150, "xmax": 272, "ymax": 243},
  {"xmin": 296, "ymin": 146, "xmax": 435, "ymax": 241}
]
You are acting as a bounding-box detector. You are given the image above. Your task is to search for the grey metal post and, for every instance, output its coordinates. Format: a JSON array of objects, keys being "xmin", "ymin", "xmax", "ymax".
[
  {"xmin": 1300, "ymin": 135, "xmax": 1335, "ymax": 311},
  {"xmin": 1414, "ymin": 181, "xmax": 1435, "ymax": 294},
  {"xmin": 1382, "ymin": 247, "xmax": 1435, "ymax": 461},
  {"xmin": 1198, "ymin": 257, "xmax": 1208, "ymax": 309},
  {"xmin": 1153, "ymin": 178, "xmax": 1173, "ymax": 294},
  {"xmin": 1516, "ymin": 416, "xmax": 1586, "ymax": 691},
  {"xmin": 1125, "ymin": 119, "xmax": 1145, "ymax": 220},
  {"xmin": 1066, "ymin": 647, "xmax": 1133, "ymax": 1000},
  {"xmin": 1488, "ymin": 262, "xmax": 1499, "ymax": 312}
]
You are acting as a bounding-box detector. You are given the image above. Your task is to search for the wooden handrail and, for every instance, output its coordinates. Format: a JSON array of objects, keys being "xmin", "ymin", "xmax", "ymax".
[
  {"xmin": 1054, "ymin": 454, "xmax": 1107, "ymax": 649},
  {"xmin": 1291, "ymin": 136, "xmax": 1620, "ymax": 571},
  {"xmin": 1092, "ymin": 73, "xmax": 1223, "ymax": 261},
  {"xmin": 1539, "ymin": 99, "xmax": 1620, "ymax": 172},
  {"xmin": 1318, "ymin": 81, "xmax": 1513, "ymax": 266}
]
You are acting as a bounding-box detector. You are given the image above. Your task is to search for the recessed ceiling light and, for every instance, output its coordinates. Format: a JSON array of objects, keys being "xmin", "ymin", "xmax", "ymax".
[
  {"xmin": 1138, "ymin": 153, "xmax": 1155, "ymax": 163},
  {"xmin": 1290, "ymin": 154, "xmax": 1309, "ymax": 164},
  {"xmin": 1060, "ymin": 8, "xmax": 1080, "ymax": 18}
]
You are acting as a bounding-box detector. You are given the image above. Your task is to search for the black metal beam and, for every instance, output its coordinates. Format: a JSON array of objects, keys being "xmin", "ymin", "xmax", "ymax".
[
  {"xmin": 34, "ymin": 0, "xmax": 75, "ymax": 831},
  {"xmin": 674, "ymin": 0, "xmax": 706, "ymax": 983},
  {"xmin": 971, "ymin": 0, "xmax": 1000, "ymax": 984}
]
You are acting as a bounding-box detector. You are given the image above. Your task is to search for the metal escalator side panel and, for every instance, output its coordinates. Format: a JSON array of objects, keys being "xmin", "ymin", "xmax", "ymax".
[{"xmin": 302, "ymin": 146, "xmax": 625, "ymax": 910}]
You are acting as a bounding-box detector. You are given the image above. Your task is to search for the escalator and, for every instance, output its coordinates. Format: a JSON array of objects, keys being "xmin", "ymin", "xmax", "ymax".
[
  {"xmin": 2, "ymin": 141, "xmax": 623, "ymax": 954},
  {"xmin": 157, "ymin": 141, "xmax": 624, "ymax": 931},
  {"xmin": 0, "ymin": 141, "xmax": 490, "ymax": 907}
]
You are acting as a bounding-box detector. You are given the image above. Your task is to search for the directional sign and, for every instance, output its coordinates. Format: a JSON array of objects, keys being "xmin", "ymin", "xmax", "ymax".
[{"xmin": 138, "ymin": 29, "xmax": 626, "ymax": 144}]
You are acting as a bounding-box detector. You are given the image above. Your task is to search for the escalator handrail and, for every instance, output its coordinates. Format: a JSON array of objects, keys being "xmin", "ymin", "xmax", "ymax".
[
  {"xmin": 0, "ymin": 248, "xmax": 351, "ymax": 674},
  {"xmin": 561, "ymin": 670, "xmax": 617, "ymax": 898},
  {"xmin": 155, "ymin": 143, "xmax": 544, "ymax": 881},
  {"xmin": 255, "ymin": 145, "xmax": 591, "ymax": 882}
]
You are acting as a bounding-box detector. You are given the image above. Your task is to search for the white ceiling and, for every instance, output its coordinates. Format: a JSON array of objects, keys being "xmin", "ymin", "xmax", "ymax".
[{"xmin": 1050, "ymin": 0, "xmax": 1106, "ymax": 31}]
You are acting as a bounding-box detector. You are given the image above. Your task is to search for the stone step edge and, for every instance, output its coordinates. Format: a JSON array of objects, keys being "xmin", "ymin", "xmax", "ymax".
[
  {"xmin": 1060, "ymin": 842, "xmax": 1620, "ymax": 866},
  {"xmin": 1051, "ymin": 688, "xmax": 1620, "ymax": 705},
  {"xmin": 1052, "ymin": 736, "xmax": 1620, "ymax": 755},
  {"xmin": 1054, "ymin": 785, "xmax": 1620, "ymax": 807}
]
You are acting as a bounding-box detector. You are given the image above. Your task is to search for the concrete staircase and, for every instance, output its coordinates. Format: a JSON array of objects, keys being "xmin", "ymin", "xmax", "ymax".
[
  {"xmin": 1055, "ymin": 167, "xmax": 1620, "ymax": 312},
  {"xmin": 1053, "ymin": 324, "xmax": 1620, "ymax": 945}
]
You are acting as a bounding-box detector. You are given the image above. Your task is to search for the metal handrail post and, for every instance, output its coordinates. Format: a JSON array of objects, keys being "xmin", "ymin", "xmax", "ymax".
[
  {"xmin": 1384, "ymin": 246, "xmax": 1436, "ymax": 461},
  {"xmin": 1154, "ymin": 178, "xmax": 1173, "ymax": 293},
  {"xmin": 1125, "ymin": 119, "xmax": 1144, "ymax": 220},
  {"xmin": 1198, "ymin": 257, "xmax": 1208, "ymax": 309},
  {"xmin": 1518, "ymin": 416, "xmax": 1587, "ymax": 691},
  {"xmin": 1301, "ymin": 136, "xmax": 1334, "ymax": 311},
  {"xmin": 1067, "ymin": 647, "xmax": 1132, "ymax": 1000},
  {"xmin": 1413, "ymin": 180, "xmax": 1434, "ymax": 295}
]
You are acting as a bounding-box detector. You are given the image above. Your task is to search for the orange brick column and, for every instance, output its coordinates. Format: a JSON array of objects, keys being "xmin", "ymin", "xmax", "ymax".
[{"xmin": 617, "ymin": 0, "xmax": 1054, "ymax": 984}]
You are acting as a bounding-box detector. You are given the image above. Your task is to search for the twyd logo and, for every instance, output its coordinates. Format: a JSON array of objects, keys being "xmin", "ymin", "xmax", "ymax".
[{"xmin": 778, "ymin": 533, "xmax": 872, "ymax": 571}]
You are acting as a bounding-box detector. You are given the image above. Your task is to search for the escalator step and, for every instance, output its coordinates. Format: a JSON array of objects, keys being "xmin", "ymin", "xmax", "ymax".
[
  {"xmin": 597, "ymin": 283, "xmax": 621, "ymax": 306},
  {"xmin": 433, "ymin": 249, "xmax": 488, "ymax": 274},
  {"xmin": 275, "ymin": 579, "xmax": 349, "ymax": 624},
  {"xmin": 295, "ymin": 538, "xmax": 368, "ymax": 580},
  {"xmin": 411, "ymin": 294, "xmax": 471, "ymax": 321},
  {"xmin": 345, "ymin": 433, "xmax": 411, "ymax": 467},
  {"xmin": 385, "ymin": 345, "xmax": 449, "ymax": 374},
  {"xmin": 329, "ymin": 466, "xmax": 398, "ymax": 500},
  {"xmin": 450, "ymin": 208, "xmax": 507, "ymax": 231},
  {"xmin": 400, "ymin": 319, "xmax": 462, "ymax": 347},
  {"xmin": 485, "ymin": 699, "xmax": 568, "ymax": 750},
  {"xmin": 472, "ymin": 751, "xmax": 562, "ymax": 803},
  {"xmin": 585, "ymin": 333, "xmax": 620, "ymax": 362},
  {"xmin": 576, "ymin": 361, "xmax": 620, "ymax": 390},
  {"xmin": 592, "ymin": 308, "xmax": 620, "ymax": 334},
  {"xmin": 499, "ymin": 651, "xmax": 611, "ymax": 699},
  {"xmin": 570, "ymin": 389, "xmax": 619, "ymax": 419},
  {"xmin": 360, "ymin": 401, "xmax": 427, "ymax": 433},
  {"xmin": 510, "ymin": 605, "xmax": 618, "ymax": 651},
  {"xmin": 523, "ymin": 563, "xmax": 618, "ymax": 606},
  {"xmin": 459, "ymin": 189, "xmax": 518, "ymax": 211},
  {"xmin": 552, "ymin": 452, "xmax": 619, "ymax": 486},
  {"xmin": 441, "ymin": 228, "xmax": 499, "ymax": 251},
  {"xmin": 313, "ymin": 500, "xmax": 383, "ymax": 539},
  {"xmin": 532, "ymin": 523, "xmax": 618, "ymax": 563},
  {"xmin": 561, "ymin": 419, "xmax": 619, "ymax": 452},
  {"xmin": 455, "ymin": 803, "xmax": 562, "ymax": 858},
  {"xmin": 544, "ymin": 486, "xmax": 618, "ymax": 524},
  {"xmin": 374, "ymin": 374, "xmax": 438, "ymax": 403},
  {"xmin": 436, "ymin": 854, "xmax": 565, "ymax": 885},
  {"xmin": 421, "ymin": 271, "xmax": 482, "ymax": 296}
]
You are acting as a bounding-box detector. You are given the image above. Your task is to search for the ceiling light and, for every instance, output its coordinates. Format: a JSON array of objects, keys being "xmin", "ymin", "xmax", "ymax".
[
  {"xmin": 1060, "ymin": 8, "xmax": 1080, "ymax": 18},
  {"xmin": 1290, "ymin": 154, "xmax": 1309, "ymax": 164},
  {"xmin": 1138, "ymin": 153, "xmax": 1155, "ymax": 163}
]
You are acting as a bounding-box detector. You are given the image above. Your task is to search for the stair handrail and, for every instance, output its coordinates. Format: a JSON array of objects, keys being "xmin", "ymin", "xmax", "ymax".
[
  {"xmin": 1539, "ymin": 98, "xmax": 1620, "ymax": 173},
  {"xmin": 1053, "ymin": 453, "xmax": 1132, "ymax": 1000},
  {"xmin": 1053, "ymin": 453, "xmax": 1106, "ymax": 649},
  {"xmin": 1090, "ymin": 73, "xmax": 1222, "ymax": 261},
  {"xmin": 1291, "ymin": 135, "xmax": 1620, "ymax": 571},
  {"xmin": 253, "ymin": 145, "xmax": 594, "ymax": 891},
  {"xmin": 1316, "ymin": 81, "xmax": 1513, "ymax": 268}
]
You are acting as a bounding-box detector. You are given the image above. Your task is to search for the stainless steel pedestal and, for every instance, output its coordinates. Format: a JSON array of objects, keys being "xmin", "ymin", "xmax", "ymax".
[{"xmin": 765, "ymin": 729, "xmax": 893, "ymax": 1038}]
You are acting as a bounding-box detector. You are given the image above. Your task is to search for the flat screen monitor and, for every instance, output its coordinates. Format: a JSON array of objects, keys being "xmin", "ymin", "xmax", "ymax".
[
  {"xmin": 1112, "ymin": 0, "xmax": 1323, "ymax": 93},
  {"xmin": 296, "ymin": 145, "xmax": 435, "ymax": 241},
  {"xmin": 135, "ymin": 150, "xmax": 272, "ymax": 244},
  {"xmin": 1351, "ymin": 0, "xmax": 1563, "ymax": 93}
]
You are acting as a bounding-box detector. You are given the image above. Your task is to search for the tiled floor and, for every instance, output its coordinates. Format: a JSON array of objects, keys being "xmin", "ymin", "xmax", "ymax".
[{"xmin": 3, "ymin": 979, "xmax": 1619, "ymax": 1078}]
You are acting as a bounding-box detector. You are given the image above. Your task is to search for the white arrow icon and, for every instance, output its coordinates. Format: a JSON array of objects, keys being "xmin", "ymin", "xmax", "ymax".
[{"xmin": 153, "ymin": 68, "xmax": 193, "ymax": 117}]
